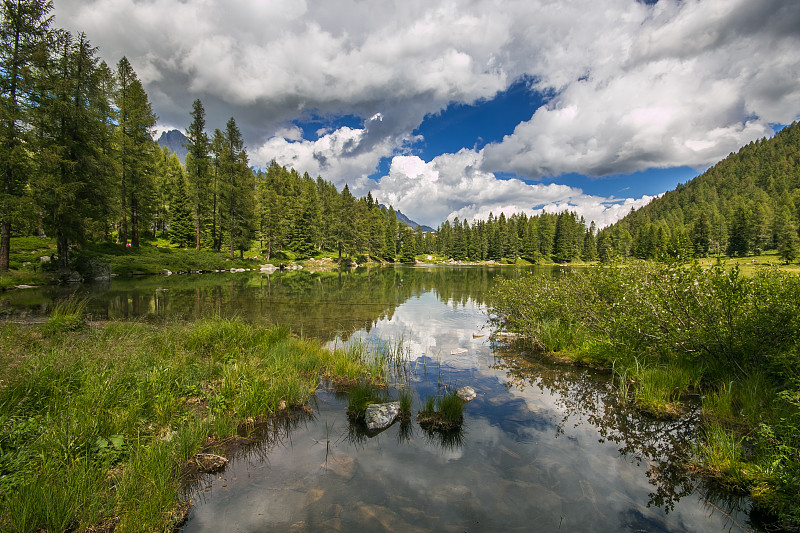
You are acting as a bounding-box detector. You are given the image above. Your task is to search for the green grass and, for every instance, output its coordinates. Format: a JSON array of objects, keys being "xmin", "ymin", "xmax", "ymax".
[
  {"xmin": 418, "ymin": 388, "xmax": 464, "ymax": 431},
  {"xmin": 0, "ymin": 317, "xmax": 382, "ymax": 532},
  {"xmin": 490, "ymin": 261, "xmax": 800, "ymax": 525}
]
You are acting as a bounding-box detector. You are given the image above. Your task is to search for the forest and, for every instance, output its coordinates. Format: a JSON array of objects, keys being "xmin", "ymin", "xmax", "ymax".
[
  {"xmin": 0, "ymin": 1, "xmax": 414, "ymax": 275},
  {"xmin": 596, "ymin": 121, "xmax": 800, "ymax": 263}
]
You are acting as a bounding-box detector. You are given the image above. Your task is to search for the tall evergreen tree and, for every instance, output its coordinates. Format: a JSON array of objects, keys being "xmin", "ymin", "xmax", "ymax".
[
  {"xmin": 115, "ymin": 56, "xmax": 157, "ymax": 247},
  {"xmin": 185, "ymin": 99, "xmax": 210, "ymax": 249},
  {"xmin": 36, "ymin": 31, "xmax": 105, "ymax": 270},
  {"xmin": 0, "ymin": 0, "xmax": 54, "ymax": 271}
]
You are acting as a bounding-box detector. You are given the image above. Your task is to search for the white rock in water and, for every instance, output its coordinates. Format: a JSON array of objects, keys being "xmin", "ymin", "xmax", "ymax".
[
  {"xmin": 450, "ymin": 348, "xmax": 468, "ymax": 355},
  {"xmin": 364, "ymin": 402, "xmax": 400, "ymax": 430},
  {"xmin": 456, "ymin": 386, "xmax": 477, "ymax": 402}
]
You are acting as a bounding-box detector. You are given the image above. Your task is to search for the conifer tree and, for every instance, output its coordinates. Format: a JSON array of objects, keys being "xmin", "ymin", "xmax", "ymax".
[
  {"xmin": 185, "ymin": 99, "xmax": 211, "ymax": 249},
  {"xmin": 0, "ymin": 0, "xmax": 54, "ymax": 271},
  {"xmin": 36, "ymin": 31, "xmax": 105, "ymax": 270},
  {"xmin": 115, "ymin": 56, "xmax": 157, "ymax": 247}
]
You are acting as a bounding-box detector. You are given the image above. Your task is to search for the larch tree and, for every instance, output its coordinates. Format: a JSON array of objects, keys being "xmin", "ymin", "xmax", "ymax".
[
  {"xmin": 36, "ymin": 31, "xmax": 105, "ymax": 270},
  {"xmin": 115, "ymin": 56, "xmax": 156, "ymax": 247},
  {"xmin": 185, "ymin": 99, "xmax": 210, "ymax": 250},
  {"xmin": 0, "ymin": 0, "xmax": 54, "ymax": 271}
]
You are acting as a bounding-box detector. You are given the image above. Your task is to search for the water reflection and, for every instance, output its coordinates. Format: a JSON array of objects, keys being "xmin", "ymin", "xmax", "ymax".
[
  {"xmin": 0, "ymin": 266, "xmax": 758, "ymax": 531},
  {"xmin": 0, "ymin": 266, "xmax": 539, "ymax": 342}
]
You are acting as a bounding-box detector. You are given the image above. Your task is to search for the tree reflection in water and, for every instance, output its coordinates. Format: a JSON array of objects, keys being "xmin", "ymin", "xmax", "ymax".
[{"xmin": 491, "ymin": 340, "xmax": 752, "ymax": 522}]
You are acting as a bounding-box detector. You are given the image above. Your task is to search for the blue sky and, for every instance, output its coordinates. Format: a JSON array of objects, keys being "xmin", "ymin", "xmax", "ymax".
[{"xmin": 54, "ymin": 0, "xmax": 800, "ymax": 228}]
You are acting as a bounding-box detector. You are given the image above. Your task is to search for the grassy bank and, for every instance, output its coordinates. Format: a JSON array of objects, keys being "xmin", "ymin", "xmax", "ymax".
[
  {"xmin": 490, "ymin": 261, "xmax": 800, "ymax": 527},
  {"xmin": 0, "ymin": 312, "xmax": 383, "ymax": 532}
]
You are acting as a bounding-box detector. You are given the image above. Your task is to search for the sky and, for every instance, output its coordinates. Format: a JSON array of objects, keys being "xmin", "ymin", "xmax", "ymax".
[{"xmin": 53, "ymin": 0, "xmax": 800, "ymax": 229}]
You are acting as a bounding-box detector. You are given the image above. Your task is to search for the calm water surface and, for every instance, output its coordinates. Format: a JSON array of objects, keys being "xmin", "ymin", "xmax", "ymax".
[{"xmin": 1, "ymin": 266, "xmax": 757, "ymax": 532}]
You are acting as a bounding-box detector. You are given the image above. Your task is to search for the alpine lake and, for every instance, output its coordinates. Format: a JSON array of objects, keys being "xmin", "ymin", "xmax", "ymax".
[{"xmin": 1, "ymin": 265, "xmax": 763, "ymax": 532}]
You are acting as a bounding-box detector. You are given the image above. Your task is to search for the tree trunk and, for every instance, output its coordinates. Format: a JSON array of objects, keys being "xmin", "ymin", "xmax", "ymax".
[
  {"xmin": 0, "ymin": 220, "xmax": 10, "ymax": 272},
  {"xmin": 56, "ymin": 233, "xmax": 69, "ymax": 271},
  {"xmin": 195, "ymin": 206, "xmax": 201, "ymax": 250},
  {"xmin": 131, "ymin": 196, "xmax": 139, "ymax": 247}
]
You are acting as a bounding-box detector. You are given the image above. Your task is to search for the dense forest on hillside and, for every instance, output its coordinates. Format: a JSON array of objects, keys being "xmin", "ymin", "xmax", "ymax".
[
  {"xmin": 0, "ymin": 1, "xmax": 410, "ymax": 274},
  {"xmin": 597, "ymin": 122, "xmax": 800, "ymax": 262}
]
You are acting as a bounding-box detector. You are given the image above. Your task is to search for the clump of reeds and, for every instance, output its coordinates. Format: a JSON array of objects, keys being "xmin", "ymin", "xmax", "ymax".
[{"xmin": 417, "ymin": 388, "xmax": 464, "ymax": 431}]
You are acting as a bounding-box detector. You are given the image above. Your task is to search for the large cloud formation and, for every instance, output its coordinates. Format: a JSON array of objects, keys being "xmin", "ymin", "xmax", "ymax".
[{"xmin": 54, "ymin": 0, "xmax": 800, "ymax": 227}]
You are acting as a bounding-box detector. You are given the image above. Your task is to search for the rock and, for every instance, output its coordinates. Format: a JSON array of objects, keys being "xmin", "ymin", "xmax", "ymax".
[
  {"xmin": 450, "ymin": 348, "xmax": 468, "ymax": 355},
  {"xmin": 364, "ymin": 402, "xmax": 400, "ymax": 430},
  {"xmin": 15, "ymin": 284, "xmax": 35, "ymax": 289},
  {"xmin": 456, "ymin": 386, "xmax": 477, "ymax": 402},
  {"xmin": 66, "ymin": 271, "xmax": 82, "ymax": 283},
  {"xmin": 193, "ymin": 453, "xmax": 228, "ymax": 473},
  {"xmin": 39, "ymin": 255, "xmax": 51, "ymax": 263},
  {"xmin": 88, "ymin": 258, "xmax": 112, "ymax": 281},
  {"xmin": 21, "ymin": 261, "xmax": 31, "ymax": 267}
]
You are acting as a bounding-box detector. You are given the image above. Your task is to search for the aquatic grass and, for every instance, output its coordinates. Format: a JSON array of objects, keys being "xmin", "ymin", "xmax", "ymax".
[
  {"xmin": 41, "ymin": 296, "xmax": 89, "ymax": 336},
  {"xmin": 418, "ymin": 388, "xmax": 464, "ymax": 431},
  {"xmin": 632, "ymin": 362, "xmax": 697, "ymax": 418},
  {"xmin": 0, "ymin": 317, "xmax": 379, "ymax": 531},
  {"xmin": 693, "ymin": 423, "xmax": 753, "ymax": 491},
  {"xmin": 346, "ymin": 381, "xmax": 388, "ymax": 422},
  {"xmin": 397, "ymin": 387, "xmax": 413, "ymax": 419}
]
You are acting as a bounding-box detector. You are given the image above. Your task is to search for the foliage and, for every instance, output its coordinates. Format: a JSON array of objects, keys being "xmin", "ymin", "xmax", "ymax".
[
  {"xmin": 489, "ymin": 262, "xmax": 800, "ymax": 524},
  {"xmin": 417, "ymin": 388, "xmax": 464, "ymax": 431}
]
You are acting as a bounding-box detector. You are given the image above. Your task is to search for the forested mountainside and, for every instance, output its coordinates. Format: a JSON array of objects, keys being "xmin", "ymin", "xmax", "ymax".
[{"xmin": 597, "ymin": 122, "xmax": 800, "ymax": 261}]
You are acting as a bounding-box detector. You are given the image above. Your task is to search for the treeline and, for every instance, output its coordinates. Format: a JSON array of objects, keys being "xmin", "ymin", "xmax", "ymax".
[
  {"xmin": 597, "ymin": 121, "xmax": 800, "ymax": 262},
  {"xmin": 431, "ymin": 211, "xmax": 598, "ymax": 263},
  {"xmin": 0, "ymin": 1, "xmax": 410, "ymax": 272}
]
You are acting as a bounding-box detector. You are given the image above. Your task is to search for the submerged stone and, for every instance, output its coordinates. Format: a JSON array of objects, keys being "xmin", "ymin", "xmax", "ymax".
[
  {"xmin": 364, "ymin": 401, "xmax": 400, "ymax": 430},
  {"xmin": 456, "ymin": 386, "xmax": 477, "ymax": 402}
]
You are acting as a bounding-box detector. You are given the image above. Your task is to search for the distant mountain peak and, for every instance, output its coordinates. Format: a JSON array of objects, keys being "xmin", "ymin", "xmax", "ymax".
[
  {"xmin": 379, "ymin": 204, "xmax": 436, "ymax": 232},
  {"xmin": 157, "ymin": 129, "xmax": 188, "ymax": 163}
]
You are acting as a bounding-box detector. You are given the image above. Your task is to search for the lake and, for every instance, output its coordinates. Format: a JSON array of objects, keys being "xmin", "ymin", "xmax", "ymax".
[{"xmin": 0, "ymin": 265, "xmax": 758, "ymax": 532}]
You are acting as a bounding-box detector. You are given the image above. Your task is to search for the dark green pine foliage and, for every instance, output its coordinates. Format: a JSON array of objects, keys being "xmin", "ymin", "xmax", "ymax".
[
  {"xmin": 115, "ymin": 56, "xmax": 157, "ymax": 247},
  {"xmin": 599, "ymin": 121, "xmax": 800, "ymax": 261},
  {"xmin": 185, "ymin": 99, "xmax": 211, "ymax": 250},
  {"xmin": 775, "ymin": 206, "xmax": 799, "ymax": 264},
  {"xmin": 0, "ymin": 0, "xmax": 54, "ymax": 271},
  {"xmin": 168, "ymin": 159, "xmax": 194, "ymax": 248},
  {"xmin": 36, "ymin": 31, "xmax": 106, "ymax": 270},
  {"xmin": 289, "ymin": 177, "xmax": 320, "ymax": 259}
]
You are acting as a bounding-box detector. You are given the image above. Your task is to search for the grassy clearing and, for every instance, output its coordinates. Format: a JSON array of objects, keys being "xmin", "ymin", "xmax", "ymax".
[
  {"xmin": 0, "ymin": 314, "xmax": 382, "ymax": 532},
  {"xmin": 490, "ymin": 261, "xmax": 800, "ymax": 525}
]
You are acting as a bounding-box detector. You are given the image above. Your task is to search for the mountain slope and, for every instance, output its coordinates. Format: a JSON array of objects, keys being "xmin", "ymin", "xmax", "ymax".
[{"xmin": 599, "ymin": 121, "xmax": 800, "ymax": 259}]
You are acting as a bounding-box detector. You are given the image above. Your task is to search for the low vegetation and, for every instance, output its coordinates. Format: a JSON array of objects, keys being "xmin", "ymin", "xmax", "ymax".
[
  {"xmin": 490, "ymin": 260, "xmax": 800, "ymax": 527},
  {"xmin": 418, "ymin": 388, "xmax": 464, "ymax": 431},
  {"xmin": 0, "ymin": 310, "xmax": 383, "ymax": 532}
]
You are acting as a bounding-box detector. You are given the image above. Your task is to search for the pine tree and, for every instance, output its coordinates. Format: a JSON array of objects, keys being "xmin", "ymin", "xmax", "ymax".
[
  {"xmin": 168, "ymin": 164, "xmax": 194, "ymax": 247},
  {"xmin": 775, "ymin": 206, "xmax": 799, "ymax": 264},
  {"xmin": 115, "ymin": 56, "xmax": 157, "ymax": 247},
  {"xmin": 185, "ymin": 99, "xmax": 211, "ymax": 249},
  {"xmin": 0, "ymin": 0, "xmax": 54, "ymax": 271},
  {"xmin": 36, "ymin": 31, "xmax": 106, "ymax": 270},
  {"xmin": 690, "ymin": 212, "xmax": 712, "ymax": 256}
]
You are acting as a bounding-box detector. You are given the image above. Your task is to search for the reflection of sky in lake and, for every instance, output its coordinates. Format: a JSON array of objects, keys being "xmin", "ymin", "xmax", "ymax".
[{"xmin": 183, "ymin": 287, "xmax": 755, "ymax": 533}]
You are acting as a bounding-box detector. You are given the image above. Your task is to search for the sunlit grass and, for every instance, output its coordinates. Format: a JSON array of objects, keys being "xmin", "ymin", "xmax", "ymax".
[{"xmin": 0, "ymin": 317, "xmax": 381, "ymax": 532}]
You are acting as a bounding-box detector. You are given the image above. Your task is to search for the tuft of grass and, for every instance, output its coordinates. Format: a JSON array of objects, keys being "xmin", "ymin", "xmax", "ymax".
[
  {"xmin": 346, "ymin": 381, "xmax": 388, "ymax": 422},
  {"xmin": 418, "ymin": 388, "xmax": 464, "ymax": 431},
  {"xmin": 40, "ymin": 297, "xmax": 89, "ymax": 336}
]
